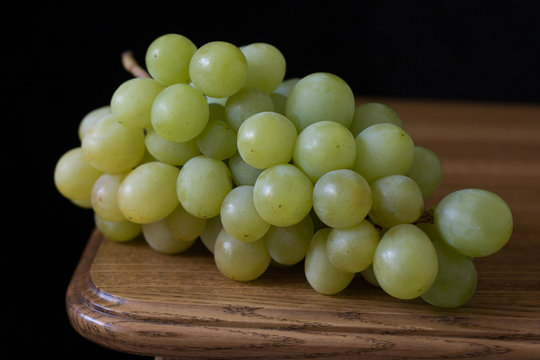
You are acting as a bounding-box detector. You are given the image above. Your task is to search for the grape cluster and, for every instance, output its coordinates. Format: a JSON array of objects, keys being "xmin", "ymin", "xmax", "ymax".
[{"xmin": 54, "ymin": 33, "xmax": 513, "ymax": 308}]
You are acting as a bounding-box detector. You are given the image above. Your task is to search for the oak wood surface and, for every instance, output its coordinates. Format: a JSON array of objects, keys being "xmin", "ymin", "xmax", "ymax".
[{"xmin": 66, "ymin": 98, "xmax": 540, "ymax": 359}]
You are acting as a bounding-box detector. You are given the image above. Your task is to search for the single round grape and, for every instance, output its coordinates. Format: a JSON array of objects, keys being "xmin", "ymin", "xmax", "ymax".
[
  {"xmin": 176, "ymin": 155, "xmax": 232, "ymax": 219},
  {"xmin": 326, "ymin": 219, "xmax": 380, "ymax": 273},
  {"xmin": 224, "ymin": 87, "xmax": 275, "ymax": 132},
  {"xmin": 142, "ymin": 218, "xmax": 196, "ymax": 254},
  {"xmin": 434, "ymin": 188, "xmax": 513, "ymax": 257},
  {"xmin": 54, "ymin": 147, "xmax": 103, "ymax": 202},
  {"xmin": 293, "ymin": 121, "xmax": 356, "ymax": 182},
  {"xmin": 78, "ymin": 105, "xmax": 112, "ymax": 141},
  {"xmin": 349, "ymin": 102, "xmax": 403, "ymax": 137},
  {"xmin": 406, "ymin": 146, "xmax": 443, "ymax": 200},
  {"xmin": 285, "ymin": 72, "xmax": 355, "ymax": 131},
  {"xmin": 353, "ymin": 123, "xmax": 415, "ymax": 183},
  {"xmin": 228, "ymin": 151, "xmax": 264, "ymax": 186},
  {"xmin": 368, "ymin": 175, "xmax": 424, "ymax": 229},
  {"xmin": 240, "ymin": 42, "xmax": 286, "ymax": 94},
  {"xmin": 145, "ymin": 128, "xmax": 201, "ymax": 166},
  {"xmin": 304, "ymin": 228, "xmax": 355, "ymax": 295},
  {"xmin": 117, "ymin": 161, "xmax": 180, "ymax": 224},
  {"xmin": 373, "ymin": 224, "xmax": 438, "ymax": 300},
  {"xmin": 272, "ymin": 78, "xmax": 300, "ymax": 97},
  {"xmin": 195, "ymin": 119, "xmax": 237, "ymax": 160},
  {"xmin": 360, "ymin": 265, "xmax": 380, "ymax": 287},
  {"xmin": 151, "ymin": 83, "xmax": 209, "ymax": 143},
  {"xmin": 214, "ymin": 229, "xmax": 271, "ymax": 282},
  {"xmin": 312, "ymin": 169, "xmax": 372, "ymax": 229},
  {"xmin": 220, "ymin": 185, "xmax": 271, "ymax": 242},
  {"xmin": 189, "ymin": 41, "xmax": 248, "ymax": 98},
  {"xmin": 237, "ymin": 111, "xmax": 297, "ymax": 169},
  {"xmin": 94, "ymin": 213, "xmax": 141, "ymax": 243},
  {"xmin": 253, "ymin": 164, "xmax": 313, "ymax": 227},
  {"xmin": 265, "ymin": 214, "xmax": 314, "ymax": 265},
  {"xmin": 145, "ymin": 33, "xmax": 197, "ymax": 85},
  {"xmin": 166, "ymin": 204, "xmax": 207, "ymax": 242},
  {"xmin": 91, "ymin": 173, "xmax": 126, "ymax": 222},
  {"xmin": 200, "ymin": 215, "xmax": 223, "ymax": 254}
]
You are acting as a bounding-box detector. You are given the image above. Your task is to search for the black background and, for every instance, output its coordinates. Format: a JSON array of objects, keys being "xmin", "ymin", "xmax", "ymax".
[{"xmin": 8, "ymin": 0, "xmax": 539, "ymax": 358}]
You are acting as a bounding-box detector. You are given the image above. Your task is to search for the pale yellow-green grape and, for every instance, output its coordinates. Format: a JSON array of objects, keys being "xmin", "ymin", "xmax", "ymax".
[
  {"xmin": 373, "ymin": 224, "xmax": 438, "ymax": 300},
  {"xmin": 406, "ymin": 146, "xmax": 443, "ymax": 200},
  {"xmin": 144, "ymin": 128, "xmax": 201, "ymax": 166},
  {"xmin": 220, "ymin": 185, "xmax": 271, "ymax": 242},
  {"xmin": 200, "ymin": 215, "xmax": 223, "ymax": 254},
  {"xmin": 326, "ymin": 219, "xmax": 380, "ymax": 273},
  {"xmin": 54, "ymin": 147, "xmax": 103, "ymax": 202},
  {"xmin": 253, "ymin": 164, "xmax": 313, "ymax": 227},
  {"xmin": 214, "ymin": 229, "xmax": 271, "ymax": 281},
  {"xmin": 304, "ymin": 228, "xmax": 355, "ymax": 295},
  {"xmin": 270, "ymin": 93, "xmax": 287, "ymax": 115},
  {"xmin": 189, "ymin": 41, "xmax": 248, "ymax": 98},
  {"xmin": 110, "ymin": 78, "xmax": 165, "ymax": 128},
  {"xmin": 117, "ymin": 161, "xmax": 180, "ymax": 224},
  {"xmin": 293, "ymin": 121, "xmax": 356, "ymax": 182},
  {"xmin": 90, "ymin": 173, "xmax": 126, "ymax": 222},
  {"xmin": 237, "ymin": 111, "xmax": 297, "ymax": 169},
  {"xmin": 418, "ymin": 222, "xmax": 477, "ymax": 308},
  {"xmin": 94, "ymin": 213, "xmax": 141, "ymax": 242},
  {"xmin": 228, "ymin": 151, "xmax": 264, "ymax": 186},
  {"xmin": 78, "ymin": 105, "xmax": 112, "ymax": 141},
  {"xmin": 349, "ymin": 102, "xmax": 403, "ymax": 137},
  {"xmin": 145, "ymin": 33, "xmax": 197, "ymax": 85},
  {"xmin": 151, "ymin": 83, "xmax": 209, "ymax": 143},
  {"xmin": 285, "ymin": 72, "xmax": 355, "ymax": 131},
  {"xmin": 434, "ymin": 189, "xmax": 513, "ymax": 258},
  {"xmin": 176, "ymin": 155, "xmax": 232, "ymax": 218},
  {"xmin": 353, "ymin": 123, "xmax": 415, "ymax": 183},
  {"xmin": 360, "ymin": 265, "xmax": 380, "ymax": 287},
  {"xmin": 81, "ymin": 116, "xmax": 145, "ymax": 173},
  {"xmin": 240, "ymin": 42, "xmax": 286, "ymax": 94},
  {"xmin": 195, "ymin": 119, "xmax": 237, "ymax": 160},
  {"xmin": 273, "ymin": 78, "xmax": 300, "ymax": 97},
  {"xmin": 369, "ymin": 175, "xmax": 424, "ymax": 229},
  {"xmin": 71, "ymin": 198, "xmax": 92, "ymax": 209},
  {"xmin": 265, "ymin": 214, "xmax": 314, "ymax": 266},
  {"xmin": 166, "ymin": 204, "xmax": 207, "ymax": 242},
  {"xmin": 312, "ymin": 169, "xmax": 372, "ymax": 229},
  {"xmin": 224, "ymin": 87, "xmax": 275, "ymax": 132},
  {"xmin": 142, "ymin": 218, "xmax": 196, "ymax": 254}
]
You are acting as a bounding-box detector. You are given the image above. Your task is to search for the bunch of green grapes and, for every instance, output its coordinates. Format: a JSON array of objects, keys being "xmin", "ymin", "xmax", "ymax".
[{"xmin": 54, "ymin": 33, "xmax": 513, "ymax": 308}]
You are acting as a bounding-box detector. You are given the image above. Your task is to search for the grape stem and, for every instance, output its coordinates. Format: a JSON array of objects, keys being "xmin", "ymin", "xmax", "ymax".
[
  {"xmin": 121, "ymin": 50, "xmax": 150, "ymax": 78},
  {"xmin": 415, "ymin": 208, "xmax": 435, "ymax": 225}
]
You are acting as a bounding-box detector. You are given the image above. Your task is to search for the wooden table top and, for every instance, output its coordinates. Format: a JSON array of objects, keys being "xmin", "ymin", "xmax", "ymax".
[{"xmin": 66, "ymin": 98, "xmax": 540, "ymax": 359}]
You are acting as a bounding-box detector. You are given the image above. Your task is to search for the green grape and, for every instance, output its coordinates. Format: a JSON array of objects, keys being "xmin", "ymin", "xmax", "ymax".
[
  {"xmin": 270, "ymin": 93, "xmax": 287, "ymax": 115},
  {"xmin": 418, "ymin": 222, "xmax": 477, "ymax": 308},
  {"xmin": 54, "ymin": 147, "xmax": 103, "ymax": 202},
  {"xmin": 176, "ymin": 155, "xmax": 232, "ymax": 219},
  {"xmin": 326, "ymin": 219, "xmax": 380, "ymax": 273},
  {"xmin": 110, "ymin": 77, "xmax": 165, "ymax": 128},
  {"xmin": 166, "ymin": 204, "xmax": 207, "ymax": 242},
  {"xmin": 151, "ymin": 83, "xmax": 209, "ymax": 143},
  {"xmin": 434, "ymin": 188, "xmax": 513, "ymax": 258},
  {"xmin": 373, "ymin": 224, "xmax": 438, "ymax": 300},
  {"xmin": 94, "ymin": 213, "xmax": 141, "ymax": 243},
  {"xmin": 90, "ymin": 173, "xmax": 126, "ymax": 222},
  {"xmin": 312, "ymin": 169, "xmax": 372, "ymax": 229},
  {"xmin": 228, "ymin": 151, "xmax": 264, "ymax": 186},
  {"xmin": 81, "ymin": 116, "xmax": 145, "ymax": 173},
  {"xmin": 200, "ymin": 215, "xmax": 223, "ymax": 254},
  {"xmin": 142, "ymin": 218, "xmax": 196, "ymax": 254},
  {"xmin": 304, "ymin": 228, "xmax": 355, "ymax": 295},
  {"xmin": 240, "ymin": 42, "xmax": 286, "ymax": 94},
  {"xmin": 117, "ymin": 161, "xmax": 180, "ymax": 224},
  {"xmin": 360, "ymin": 265, "xmax": 380, "ymax": 287},
  {"xmin": 145, "ymin": 33, "xmax": 197, "ymax": 85},
  {"xmin": 273, "ymin": 78, "xmax": 300, "ymax": 97},
  {"xmin": 293, "ymin": 121, "xmax": 356, "ymax": 182},
  {"xmin": 78, "ymin": 105, "xmax": 112, "ymax": 141},
  {"xmin": 285, "ymin": 72, "xmax": 355, "ymax": 131},
  {"xmin": 349, "ymin": 102, "xmax": 403, "ymax": 137},
  {"xmin": 368, "ymin": 175, "xmax": 424, "ymax": 229},
  {"xmin": 144, "ymin": 128, "xmax": 201, "ymax": 166},
  {"xmin": 253, "ymin": 164, "xmax": 313, "ymax": 227},
  {"xmin": 265, "ymin": 214, "xmax": 314, "ymax": 266},
  {"xmin": 189, "ymin": 41, "xmax": 248, "ymax": 98},
  {"xmin": 406, "ymin": 146, "xmax": 443, "ymax": 200},
  {"xmin": 195, "ymin": 119, "xmax": 237, "ymax": 160},
  {"xmin": 237, "ymin": 111, "xmax": 297, "ymax": 169},
  {"xmin": 71, "ymin": 198, "xmax": 92, "ymax": 209},
  {"xmin": 224, "ymin": 87, "xmax": 275, "ymax": 132},
  {"xmin": 214, "ymin": 229, "xmax": 271, "ymax": 281}
]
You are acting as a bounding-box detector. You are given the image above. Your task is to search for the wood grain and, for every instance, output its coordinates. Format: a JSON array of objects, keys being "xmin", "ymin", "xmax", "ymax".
[{"xmin": 66, "ymin": 98, "xmax": 540, "ymax": 359}]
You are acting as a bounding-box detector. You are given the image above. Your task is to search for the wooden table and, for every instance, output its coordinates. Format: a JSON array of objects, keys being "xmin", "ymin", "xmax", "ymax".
[{"xmin": 66, "ymin": 98, "xmax": 540, "ymax": 359}]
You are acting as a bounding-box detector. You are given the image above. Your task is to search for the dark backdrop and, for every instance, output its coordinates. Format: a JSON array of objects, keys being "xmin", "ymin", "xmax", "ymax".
[{"xmin": 8, "ymin": 1, "xmax": 539, "ymax": 358}]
